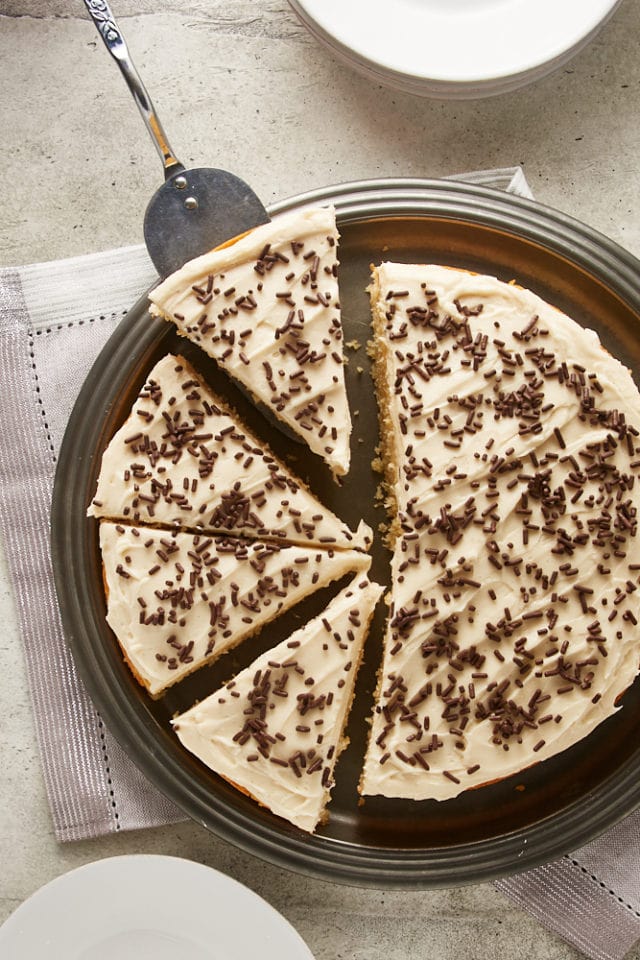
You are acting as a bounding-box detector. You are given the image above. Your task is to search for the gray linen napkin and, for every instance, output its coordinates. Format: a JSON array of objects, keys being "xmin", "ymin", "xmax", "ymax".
[{"xmin": 1, "ymin": 168, "xmax": 638, "ymax": 960}]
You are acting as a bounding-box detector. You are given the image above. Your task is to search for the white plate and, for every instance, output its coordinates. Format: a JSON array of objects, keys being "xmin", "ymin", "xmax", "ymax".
[
  {"xmin": 0, "ymin": 856, "xmax": 315, "ymax": 960},
  {"xmin": 289, "ymin": 0, "xmax": 622, "ymax": 98}
]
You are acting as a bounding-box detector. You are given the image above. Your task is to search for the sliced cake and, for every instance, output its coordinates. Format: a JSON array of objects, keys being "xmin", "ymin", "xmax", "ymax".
[
  {"xmin": 361, "ymin": 263, "xmax": 640, "ymax": 801},
  {"xmin": 89, "ymin": 354, "xmax": 371, "ymax": 552},
  {"xmin": 148, "ymin": 206, "xmax": 352, "ymax": 478},
  {"xmin": 100, "ymin": 520, "xmax": 371, "ymax": 697},
  {"xmin": 173, "ymin": 575, "xmax": 384, "ymax": 832}
]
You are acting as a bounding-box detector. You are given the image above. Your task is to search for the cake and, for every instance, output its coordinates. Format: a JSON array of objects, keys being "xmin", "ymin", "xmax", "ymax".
[
  {"xmin": 89, "ymin": 354, "xmax": 371, "ymax": 552},
  {"xmin": 360, "ymin": 263, "xmax": 640, "ymax": 801},
  {"xmin": 100, "ymin": 520, "xmax": 371, "ymax": 697},
  {"xmin": 148, "ymin": 206, "xmax": 352, "ymax": 478},
  {"xmin": 173, "ymin": 575, "xmax": 384, "ymax": 832}
]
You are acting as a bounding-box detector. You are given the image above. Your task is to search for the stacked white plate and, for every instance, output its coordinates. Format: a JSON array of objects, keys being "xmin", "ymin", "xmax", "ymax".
[{"xmin": 288, "ymin": 0, "xmax": 622, "ymax": 99}]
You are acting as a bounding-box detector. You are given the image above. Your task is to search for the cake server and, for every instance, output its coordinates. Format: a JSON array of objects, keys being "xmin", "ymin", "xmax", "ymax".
[{"xmin": 84, "ymin": 0, "xmax": 270, "ymax": 278}]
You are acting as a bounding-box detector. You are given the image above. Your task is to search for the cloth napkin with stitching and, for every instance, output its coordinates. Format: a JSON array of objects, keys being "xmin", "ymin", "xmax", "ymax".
[{"xmin": 1, "ymin": 167, "xmax": 638, "ymax": 960}]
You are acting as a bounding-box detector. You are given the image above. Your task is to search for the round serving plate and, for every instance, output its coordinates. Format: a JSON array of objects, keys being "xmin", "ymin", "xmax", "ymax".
[
  {"xmin": 288, "ymin": 0, "xmax": 623, "ymax": 99},
  {"xmin": 0, "ymin": 856, "xmax": 314, "ymax": 959},
  {"xmin": 52, "ymin": 178, "xmax": 640, "ymax": 888}
]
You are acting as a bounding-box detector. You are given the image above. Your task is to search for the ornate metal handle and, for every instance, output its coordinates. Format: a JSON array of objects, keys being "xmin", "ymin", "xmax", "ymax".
[{"xmin": 83, "ymin": 0, "xmax": 183, "ymax": 178}]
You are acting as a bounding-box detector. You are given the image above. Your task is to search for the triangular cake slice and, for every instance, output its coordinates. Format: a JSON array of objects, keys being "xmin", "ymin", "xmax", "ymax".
[
  {"xmin": 148, "ymin": 206, "xmax": 352, "ymax": 478},
  {"xmin": 173, "ymin": 575, "xmax": 383, "ymax": 832},
  {"xmin": 100, "ymin": 521, "xmax": 371, "ymax": 697},
  {"xmin": 89, "ymin": 354, "xmax": 371, "ymax": 552}
]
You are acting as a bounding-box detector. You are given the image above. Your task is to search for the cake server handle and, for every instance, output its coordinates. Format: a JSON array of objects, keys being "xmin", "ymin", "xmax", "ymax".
[{"xmin": 83, "ymin": 0, "xmax": 183, "ymax": 179}]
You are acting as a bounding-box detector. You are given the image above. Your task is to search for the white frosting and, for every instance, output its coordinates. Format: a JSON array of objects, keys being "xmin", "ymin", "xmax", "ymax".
[
  {"xmin": 89, "ymin": 354, "xmax": 371, "ymax": 552},
  {"xmin": 361, "ymin": 263, "xmax": 640, "ymax": 801},
  {"xmin": 149, "ymin": 206, "xmax": 352, "ymax": 477},
  {"xmin": 173, "ymin": 576, "xmax": 383, "ymax": 832},
  {"xmin": 101, "ymin": 521, "xmax": 371, "ymax": 697}
]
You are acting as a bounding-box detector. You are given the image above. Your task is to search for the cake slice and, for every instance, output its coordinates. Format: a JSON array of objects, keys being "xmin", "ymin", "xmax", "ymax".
[
  {"xmin": 89, "ymin": 354, "xmax": 371, "ymax": 552},
  {"xmin": 368, "ymin": 262, "xmax": 640, "ymax": 520},
  {"xmin": 173, "ymin": 575, "xmax": 383, "ymax": 832},
  {"xmin": 360, "ymin": 496, "xmax": 640, "ymax": 801},
  {"xmin": 148, "ymin": 206, "xmax": 352, "ymax": 478},
  {"xmin": 100, "ymin": 521, "xmax": 371, "ymax": 697}
]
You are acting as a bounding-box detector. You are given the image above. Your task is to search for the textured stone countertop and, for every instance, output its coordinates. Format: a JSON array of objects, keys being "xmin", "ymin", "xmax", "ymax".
[{"xmin": 2, "ymin": 2, "xmax": 640, "ymax": 958}]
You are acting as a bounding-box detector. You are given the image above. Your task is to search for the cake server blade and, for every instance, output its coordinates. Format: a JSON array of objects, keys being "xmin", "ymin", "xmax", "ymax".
[{"xmin": 84, "ymin": 0, "xmax": 270, "ymax": 278}]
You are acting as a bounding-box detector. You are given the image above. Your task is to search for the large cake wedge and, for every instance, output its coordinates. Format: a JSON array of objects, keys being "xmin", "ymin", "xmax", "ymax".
[
  {"xmin": 100, "ymin": 521, "xmax": 371, "ymax": 697},
  {"xmin": 361, "ymin": 262, "xmax": 640, "ymax": 801},
  {"xmin": 89, "ymin": 354, "xmax": 371, "ymax": 552},
  {"xmin": 173, "ymin": 575, "xmax": 383, "ymax": 832},
  {"xmin": 148, "ymin": 206, "xmax": 352, "ymax": 477}
]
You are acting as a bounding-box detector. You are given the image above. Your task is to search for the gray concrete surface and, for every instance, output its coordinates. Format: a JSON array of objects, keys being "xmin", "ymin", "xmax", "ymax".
[{"xmin": 2, "ymin": 2, "xmax": 640, "ymax": 958}]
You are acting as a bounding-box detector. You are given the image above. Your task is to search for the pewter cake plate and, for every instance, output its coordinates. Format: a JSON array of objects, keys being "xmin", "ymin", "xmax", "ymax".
[{"xmin": 51, "ymin": 179, "xmax": 640, "ymax": 887}]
